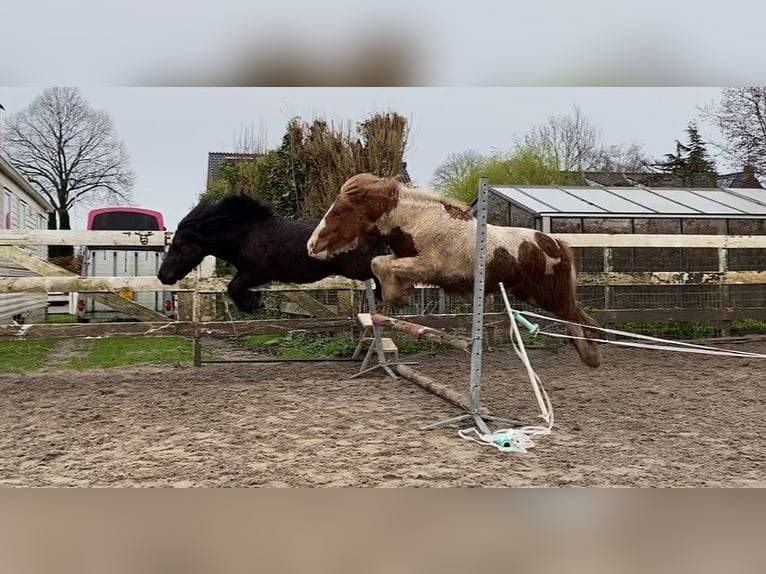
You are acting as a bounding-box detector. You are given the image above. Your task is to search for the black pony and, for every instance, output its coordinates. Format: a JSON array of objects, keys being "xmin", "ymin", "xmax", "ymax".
[{"xmin": 157, "ymin": 194, "xmax": 388, "ymax": 313}]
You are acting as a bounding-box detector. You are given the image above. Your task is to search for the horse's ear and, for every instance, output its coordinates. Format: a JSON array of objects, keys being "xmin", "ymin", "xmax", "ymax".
[
  {"xmin": 340, "ymin": 173, "xmax": 399, "ymax": 206},
  {"xmin": 344, "ymin": 185, "xmax": 366, "ymax": 198}
]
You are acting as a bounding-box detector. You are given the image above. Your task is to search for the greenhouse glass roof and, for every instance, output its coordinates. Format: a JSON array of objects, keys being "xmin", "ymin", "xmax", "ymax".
[{"xmin": 488, "ymin": 185, "xmax": 766, "ymax": 217}]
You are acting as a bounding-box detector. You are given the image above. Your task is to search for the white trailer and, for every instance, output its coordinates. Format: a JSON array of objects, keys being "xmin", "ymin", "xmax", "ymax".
[{"xmin": 76, "ymin": 207, "xmax": 175, "ymax": 322}]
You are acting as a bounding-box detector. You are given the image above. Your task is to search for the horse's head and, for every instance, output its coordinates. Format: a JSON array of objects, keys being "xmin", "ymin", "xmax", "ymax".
[
  {"xmin": 307, "ymin": 173, "xmax": 402, "ymax": 260},
  {"xmin": 157, "ymin": 228, "xmax": 207, "ymax": 285},
  {"xmin": 158, "ymin": 194, "xmax": 273, "ymax": 284}
]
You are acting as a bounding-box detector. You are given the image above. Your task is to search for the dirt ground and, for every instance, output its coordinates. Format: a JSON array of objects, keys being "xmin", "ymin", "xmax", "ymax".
[{"xmin": 0, "ymin": 341, "xmax": 763, "ymax": 487}]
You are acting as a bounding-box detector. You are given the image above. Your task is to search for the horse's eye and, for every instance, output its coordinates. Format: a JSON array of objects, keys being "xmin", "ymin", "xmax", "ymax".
[{"xmin": 332, "ymin": 210, "xmax": 342, "ymax": 217}]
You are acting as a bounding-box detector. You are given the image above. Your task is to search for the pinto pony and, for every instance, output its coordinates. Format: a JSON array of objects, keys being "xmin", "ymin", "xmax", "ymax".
[
  {"xmin": 307, "ymin": 173, "xmax": 602, "ymax": 368},
  {"xmin": 157, "ymin": 193, "xmax": 389, "ymax": 313}
]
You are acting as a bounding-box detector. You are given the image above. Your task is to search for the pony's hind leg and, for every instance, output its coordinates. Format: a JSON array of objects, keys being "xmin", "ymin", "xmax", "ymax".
[
  {"xmin": 526, "ymin": 287, "xmax": 602, "ymax": 368},
  {"xmin": 226, "ymin": 271, "xmax": 265, "ymax": 314},
  {"xmin": 557, "ymin": 304, "xmax": 602, "ymax": 368}
]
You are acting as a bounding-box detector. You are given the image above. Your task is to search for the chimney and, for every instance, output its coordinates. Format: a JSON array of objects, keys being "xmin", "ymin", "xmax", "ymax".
[{"xmin": 742, "ymin": 164, "xmax": 763, "ymax": 188}]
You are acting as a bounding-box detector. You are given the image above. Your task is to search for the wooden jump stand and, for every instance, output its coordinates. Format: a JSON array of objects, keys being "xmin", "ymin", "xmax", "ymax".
[
  {"xmin": 351, "ymin": 178, "xmax": 521, "ymax": 434},
  {"xmin": 348, "ymin": 278, "xmax": 412, "ymax": 380}
]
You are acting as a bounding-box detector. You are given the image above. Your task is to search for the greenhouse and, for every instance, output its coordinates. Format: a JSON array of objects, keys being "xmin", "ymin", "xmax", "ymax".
[{"xmin": 474, "ymin": 184, "xmax": 766, "ymax": 332}]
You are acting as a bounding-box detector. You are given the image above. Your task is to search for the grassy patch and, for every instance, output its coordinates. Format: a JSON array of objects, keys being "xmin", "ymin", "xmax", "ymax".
[
  {"xmin": 731, "ymin": 319, "xmax": 766, "ymax": 335},
  {"xmin": 615, "ymin": 320, "xmax": 714, "ymax": 340},
  {"xmin": 45, "ymin": 314, "xmax": 77, "ymax": 324},
  {"xmin": 242, "ymin": 331, "xmax": 445, "ymax": 359},
  {"xmin": 0, "ymin": 340, "xmax": 55, "ymax": 373},
  {"xmin": 242, "ymin": 332, "xmax": 356, "ymax": 359},
  {"xmin": 64, "ymin": 336, "xmax": 197, "ymax": 370}
]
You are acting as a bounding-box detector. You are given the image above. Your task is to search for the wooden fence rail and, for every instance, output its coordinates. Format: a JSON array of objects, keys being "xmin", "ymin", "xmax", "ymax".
[
  {"xmin": 3, "ymin": 270, "xmax": 766, "ymax": 294},
  {"xmin": 1, "ymin": 230, "xmax": 765, "ymax": 342},
  {"xmin": 2, "ymin": 230, "xmax": 765, "ymax": 249}
]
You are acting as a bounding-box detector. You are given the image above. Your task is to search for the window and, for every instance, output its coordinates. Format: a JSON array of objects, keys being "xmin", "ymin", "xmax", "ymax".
[
  {"xmin": 509, "ymin": 204, "xmax": 535, "ymax": 228},
  {"xmin": 633, "ymin": 218, "xmax": 682, "ymax": 234},
  {"xmin": 2, "ymin": 190, "xmax": 11, "ymax": 230},
  {"xmin": 582, "ymin": 217, "xmax": 632, "ymax": 234},
  {"xmin": 551, "ymin": 218, "xmax": 583, "ymax": 233},
  {"xmin": 19, "ymin": 200, "xmax": 28, "ymax": 230},
  {"xmin": 682, "ymin": 218, "xmax": 727, "ymax": 235},
  {"xmin": 89, "ymin": 210, "xmax": 162, "ymax": 231}
]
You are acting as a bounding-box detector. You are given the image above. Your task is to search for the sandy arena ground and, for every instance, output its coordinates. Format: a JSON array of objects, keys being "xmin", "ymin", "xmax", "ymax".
[{"xmin": 0, "ymin": 342, "xmax": 763, "ymax": 487}]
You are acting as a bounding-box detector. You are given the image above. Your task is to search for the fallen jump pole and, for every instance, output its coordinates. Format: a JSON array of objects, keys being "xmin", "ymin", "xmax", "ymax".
[
  {"xmin": 367, "ymin": 313, "xmax": 489, "ymax": 413},
  {"xmin": 391, "ymin": 364, "xmax": 491, "ymax": 415}
]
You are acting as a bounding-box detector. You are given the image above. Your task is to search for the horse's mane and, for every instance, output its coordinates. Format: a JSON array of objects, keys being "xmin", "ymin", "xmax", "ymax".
[
  {"xmin": 178, "ymin": 193, "xmax": 274, "ymax": 238},
  {"xmin": 343, "ymin": 173, "xmax": 470, "ymax": 212},
  {"xmin": 397, "ymin": 186, "xmax": 471, "ymax": 211}
]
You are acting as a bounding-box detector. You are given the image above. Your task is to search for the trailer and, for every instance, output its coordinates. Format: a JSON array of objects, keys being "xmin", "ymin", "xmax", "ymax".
[{"xmin": 76, "ymin": 207, "xmax": 175, "ymax": 322}]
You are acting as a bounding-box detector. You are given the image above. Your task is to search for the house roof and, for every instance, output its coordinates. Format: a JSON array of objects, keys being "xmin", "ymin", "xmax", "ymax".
[
  {"xmin": 565, "ymin": 170, "xmax": 722, "ymax": 188},
  {"xmin": 206, "ymin": 152, "xmax": 264, "ymax": 185},
  {"xmin": 0, "ymin": 153, "xmax": 54, "ymax": 213},
  {"xmin": 717, "ymin": 170, "xmax": 763, "ymax": 189},
  {"xmin": 398, "ymin": 161, "xmax": 412, "ymax": 185},
  {"xmin": 485, "ymin": 184, "xmax": 766, "ymax": 218},
  {"xmin": 565, "ymin": 168, "xmax": 763, "ymax": 189}
]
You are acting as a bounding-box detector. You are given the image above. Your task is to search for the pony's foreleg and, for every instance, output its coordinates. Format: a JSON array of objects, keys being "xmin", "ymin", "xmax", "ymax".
[
  {"xmin": 371, "ymin": 275, "xmax": 385, "ymax": 303},
  {"xmin": 372, "ymin": 256, "xmax": 425, "ymax": 307},
  {"xmin": 227, "ymin": 271, "xmax": 265, "ymax": 314},
  {"xmin": 371, "ymin": 255, "xmax": 401, "ymax": 305}
]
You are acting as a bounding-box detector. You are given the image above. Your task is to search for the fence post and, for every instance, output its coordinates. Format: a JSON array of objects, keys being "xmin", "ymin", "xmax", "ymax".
[
  {"xmin": 719, "ymin": 246, "xmax": 731, "ymax": 337},
  {"xmin": 192, "ymin": 265, "xmax": 202, "ymax": 367},
  {"xmin": 603, "ymin": 247, "xmax": 614, "ymax": 340},
  {"xmin": 336, "ymin": 285, "xmax": 355, "ymax": 340}
]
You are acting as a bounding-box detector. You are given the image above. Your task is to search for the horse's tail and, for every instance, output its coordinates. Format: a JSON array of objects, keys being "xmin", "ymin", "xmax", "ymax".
[{"xmin": 558, "ymin": 239, "xmax": 602, "ymax": 368}]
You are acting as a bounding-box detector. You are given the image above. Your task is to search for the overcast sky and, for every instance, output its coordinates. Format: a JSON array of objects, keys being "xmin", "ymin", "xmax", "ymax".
[{"xmin": 0, "ymin": 87, "xmax": 725, "ymax": 229}]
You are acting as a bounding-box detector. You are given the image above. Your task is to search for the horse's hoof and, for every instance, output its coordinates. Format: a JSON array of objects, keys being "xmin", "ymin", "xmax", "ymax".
[{"xmin": 234, "ymin": 298, "xmax": 263, "ymax": 315}]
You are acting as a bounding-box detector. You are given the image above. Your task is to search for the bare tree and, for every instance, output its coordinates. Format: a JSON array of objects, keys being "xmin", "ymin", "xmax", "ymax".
[
  {"xmin": 518, "ymin": 105, "xmax": 652, "ymax": 173},
  {"xmin": 1, "ymin": 87, "xmax": 135, "ymax": 232},
  {"xmin": 430, "ymin": 150, "xmax": 486, "ymax": 192},
  {"xmin": 519, "ymin": 105, "xmax": 602, "ymax": 172},
  {"xmin": 233, "ymin": 119, "xmax": 270, "ymax": 154},
  {"xmin": 699, "ymin": 87, "xmax": 766, "ymax": 177},
  {"xmin": 593, "ymin": 142, "xmax": 653, "ymax": 172}
]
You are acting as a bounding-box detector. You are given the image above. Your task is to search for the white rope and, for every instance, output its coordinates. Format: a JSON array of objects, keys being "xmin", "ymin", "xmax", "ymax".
[
  {"xmin": 457, "ymin": 283, "xmax": 553, "ymax": 453},
  {"xmin": 455, "ymin": 285, "xmax": 766, "ymax": 453},
  {"xmin": 457, "ymin": 426, "xmax": 543, "ymax": 453},
  {"xmin": 514, "ymin": 308, "xmax": 766, "ymax": 359},
  {"xmin": 537, "ymin": 329, "xmax": 766, "ymax": 358}
]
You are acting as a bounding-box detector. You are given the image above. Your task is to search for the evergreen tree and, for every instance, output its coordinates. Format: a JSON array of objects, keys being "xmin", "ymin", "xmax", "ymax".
[{"xmin": 655, "ymin": 122, "xmax": 717, "ymax": 186}]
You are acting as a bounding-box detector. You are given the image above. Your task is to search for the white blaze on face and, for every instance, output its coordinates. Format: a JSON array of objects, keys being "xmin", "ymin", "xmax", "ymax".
[
  {"xmin": 307, "ymin": 218, "xmax": 328, "ymax": 259},
  {"xmin": 307, "ymin": 202, "xmax": 336, "ymax": 259},
  {"xmin": 307, "ymin": 198, "xmax": 362, "ymax": 259}
]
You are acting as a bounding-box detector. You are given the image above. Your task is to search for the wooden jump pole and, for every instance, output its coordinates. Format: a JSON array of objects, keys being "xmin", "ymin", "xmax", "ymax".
[{"xmin": 369, "ymin": 313, "xmax": 471, "ymax": 351}]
